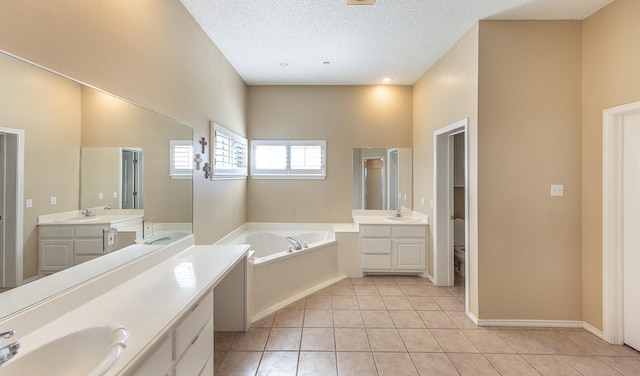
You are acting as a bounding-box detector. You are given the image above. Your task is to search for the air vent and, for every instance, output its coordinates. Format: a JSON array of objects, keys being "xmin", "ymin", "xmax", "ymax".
[{"xmin": 347, "ymin": 0, "xmax": 375, "ymax": 5}]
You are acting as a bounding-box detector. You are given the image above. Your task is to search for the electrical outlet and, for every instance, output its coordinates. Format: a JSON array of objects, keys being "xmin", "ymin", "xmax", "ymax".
[
  {"xmin": 420, "ymin": 197, "xmax": 425, "ymax": 205},
  {"xmin": 50, "ymin": 196, "xmax": 56, "ymax": 205},
  {"xmin": 113, "ymin": 192, "xmax": 118, "ymax": 198},
  {"xmin": 26, "ymin": 199, "xmax": 32, "ymax": 208},
  {"xmin": 551, "ymin": 184, "xmax": 564, "ymax": 197}
]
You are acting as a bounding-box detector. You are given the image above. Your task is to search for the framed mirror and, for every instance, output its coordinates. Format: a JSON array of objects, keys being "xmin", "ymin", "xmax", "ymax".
[{"xmin": 352, "ymin": 148, "xmax": 412, "ymax": 210}]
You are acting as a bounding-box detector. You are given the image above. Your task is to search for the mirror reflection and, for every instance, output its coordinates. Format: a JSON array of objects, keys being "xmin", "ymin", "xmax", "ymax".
[
  {"xmin": 352, "ymin": 148, "xmax": 412, "ymax": 210},
  {"xmin": 0, "ymin": 51, "xmax": 193, "ymax": 301}
]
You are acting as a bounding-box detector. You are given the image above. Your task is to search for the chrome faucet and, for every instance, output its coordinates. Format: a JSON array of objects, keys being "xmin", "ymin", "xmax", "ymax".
[
  {"xmin": 104, "ymin": 205, "xmax": 112, "ymax": 210},
  {"xmin": 81, "ymin": 209, "xmax": 94, "ymax": 217},
  {"xmin": 0, "ymin": 330, "xmax": 19, "ymax": 365},
  {"xmin": 285, "ymin": 237, "xmax": 303, "ymax": 251},
  {"xmin": 395, "ymin": 209, "xmax": 402, "ymax": 217}
]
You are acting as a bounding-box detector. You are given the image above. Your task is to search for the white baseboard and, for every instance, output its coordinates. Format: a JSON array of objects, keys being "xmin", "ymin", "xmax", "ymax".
[
  {"xmin": 582, "ymin": 321, "xmax": 605, "ymax": 339},
  {"xmin": 475, "ymin": 318, "xmax": 583, "ymax": 328}
]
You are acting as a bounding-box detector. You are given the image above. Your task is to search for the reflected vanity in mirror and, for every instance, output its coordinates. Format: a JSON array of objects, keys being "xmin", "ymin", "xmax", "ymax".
[
  {"xmin": 352, "ymin": 148, "xmax": 412, "ymax": 210},
  {"xmin": 0, "ymin": 51, "xmax": 193, "ymax": 318}
]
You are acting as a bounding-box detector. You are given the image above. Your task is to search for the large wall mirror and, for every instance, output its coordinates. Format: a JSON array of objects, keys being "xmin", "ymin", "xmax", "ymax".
[
  {"xmin": 0, "ymin": 51, "xmax": 193, "ymax": 318},
  {"xmin": 352, "ymin": 148, "xmax": 412, "ymax": 210}
]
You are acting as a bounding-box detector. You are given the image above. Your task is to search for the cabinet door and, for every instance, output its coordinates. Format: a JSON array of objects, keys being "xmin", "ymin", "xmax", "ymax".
[
  {"xmin": 39, "ymin": 240, "xmax": 74, "ymax": 273},
  {"xmin": 362, "ymin": 254, "xmax": 392, "ymax": 270},
  {"xmin": 392, "ymin": 239, "xmax": 425, "ymax": 270}
]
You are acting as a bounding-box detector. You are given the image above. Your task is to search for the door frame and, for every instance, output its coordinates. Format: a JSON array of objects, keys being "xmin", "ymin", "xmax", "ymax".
[
  {"xmin": 602, "ymin": 100, "xmax": 640, "ymax": 344},
  {"xmin": 387, "ymin": 148, "xmax": 399, "ymax": 210},
  {"xmin": 433, "ymin": 118, "xmax": 468, "ymax": 304},
  {"xmin": 0, "ymin": 127, "xmax": 24, "ymax": 287}
]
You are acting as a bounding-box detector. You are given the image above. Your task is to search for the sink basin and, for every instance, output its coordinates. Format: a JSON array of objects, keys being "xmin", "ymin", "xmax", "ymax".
[
  {"xmin": 54, "ymin": 216, "xmax": 103, "ymax": 223},
  {"xmin": 384, "ymin": 216, "xmax": 421, "ymax": 223},
  {"xmin": 2, "ymin": 323, "xmax": 129, "ymax": 376}
]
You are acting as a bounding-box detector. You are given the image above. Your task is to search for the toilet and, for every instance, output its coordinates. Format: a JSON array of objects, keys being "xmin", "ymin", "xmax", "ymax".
[{"xmin": 453, "ymin": 218, "xmax": 465, "ymax": 276}]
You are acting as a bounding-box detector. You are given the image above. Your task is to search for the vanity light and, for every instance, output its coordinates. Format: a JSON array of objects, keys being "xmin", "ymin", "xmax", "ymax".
[{"xmin": 381, "ymin": 76, "xmax": 394, "ymax": 83}]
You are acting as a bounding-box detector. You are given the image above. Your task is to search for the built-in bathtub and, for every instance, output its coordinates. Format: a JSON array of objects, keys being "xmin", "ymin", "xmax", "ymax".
[{"xmin": 217, "ymin": 222, "xmax": 340, "ymax": 320}]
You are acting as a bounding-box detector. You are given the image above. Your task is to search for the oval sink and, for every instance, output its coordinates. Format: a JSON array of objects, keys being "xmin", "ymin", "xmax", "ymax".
[
  {"xmin": 384, "ymin": 216, "xmax": 420, "ymax": 223},
  {"xmin": 2, "ymin": 323, "xmax": 129, "ymax": 376},
  {"xmin": 54, "ymin": 216, "xmax": 103, "ymax": 223}
]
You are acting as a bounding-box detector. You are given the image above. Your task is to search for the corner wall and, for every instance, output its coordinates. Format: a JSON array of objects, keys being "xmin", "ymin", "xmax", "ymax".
[{"xmin": 581, "ymin": 0, "xmax": 640, "ymax": 330}]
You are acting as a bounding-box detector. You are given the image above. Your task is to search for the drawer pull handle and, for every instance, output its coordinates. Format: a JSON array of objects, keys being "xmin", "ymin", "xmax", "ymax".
[{"xmin": 191, "ymin": 334, "xmax": 199, "ymax": 345}]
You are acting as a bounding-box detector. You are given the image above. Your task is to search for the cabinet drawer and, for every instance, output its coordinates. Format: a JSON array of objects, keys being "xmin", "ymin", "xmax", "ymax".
[
  {"xmin": 39, "ymin": 227, "xmax": 74, "ymax": 238},
  {"xmin": 174, "ymin": 318, "xmax": 214, "ymax": 376},
  {"xmin": 392, "ymin": 226, "xmax": 427, "ymax": 238},
  {"xmin": 75, "ymin": 226, "xmax": 106, "ymax": 237},
  {"xmin": 74, "ymin": 239, "xmax": 103, "ymax": 254},
  {"xmin": 361, "ymin": 226, "xmax": 391, "ymax": 237},
  {"xmin": 362, "ymin": 254, "xmax": 392, "ymax": 270},
  {"xmin": 134, "ymin": 335, "xmax": 172, "ymax": 376},
  {"xmin": 175, "ymin": 290, "xmax": 214, "ymax": 359},
  {"xmin": 361, "ymin": 238, "xmax": 391, "ymax": 254},
  {"xmin": 200, "ymin": 355, "xmax": 214, "ymax": 376}
]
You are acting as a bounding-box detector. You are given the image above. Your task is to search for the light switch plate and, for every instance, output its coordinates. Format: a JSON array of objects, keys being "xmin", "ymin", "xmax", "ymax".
[
  {"xmin": 26, "ymin": 199, "xmax": 32, "ymax": 208},
  {"xmin": 50, "ymin": 196, "xmax": 56, "ymax": 205},
  {"xmin": 551, "ymin": 184, "xmax": 564, "ymax": 197},
  {"xmin": 98, "ymin": 192, "xmax": 103, "ymax": 199}
]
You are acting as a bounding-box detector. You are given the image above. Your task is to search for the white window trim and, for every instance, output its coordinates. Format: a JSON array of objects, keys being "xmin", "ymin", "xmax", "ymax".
[
  {"xmin": 211, "ymin": 122, "xmax": 248, "ymax": 180},
  {"xmin": 251, "ymin": 140, "xmax": 326, "ymax": 179},
  {"xmin": 169, "ymin": 140, "xmax": 193, "ymax": 180}
]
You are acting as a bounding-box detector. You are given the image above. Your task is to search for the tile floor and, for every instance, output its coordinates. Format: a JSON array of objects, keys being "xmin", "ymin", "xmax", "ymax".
[{"xmin": 214, "ymin": 275, "xmax": 639, "ymax": 375}]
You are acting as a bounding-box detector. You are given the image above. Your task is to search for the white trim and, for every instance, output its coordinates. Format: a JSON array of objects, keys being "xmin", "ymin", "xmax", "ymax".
[
  {"xmin": 475, "ymin": 319, "xmax": 584, "ymax": 328},
  {"xmin": 583, "ymin": 321, "xmax": 605, "ymax": 340},
  {"xmin": 0, "ymin": 127, "xmax": 24, "ymax": 287},
  {"xmin": 602, "ymin": 101, "xmax": 640, "ymax": 345},
  {"xmin": 433, "ymin": 119, "xmax": 469, "ymax": 316}
]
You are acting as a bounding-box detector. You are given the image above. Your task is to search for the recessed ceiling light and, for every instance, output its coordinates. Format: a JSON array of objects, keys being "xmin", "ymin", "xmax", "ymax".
[
  {"xmin": 347, "ymin": 0, "xmax": 375, "ymax": 5},
  {"xmin": 279, "ymin": 60, "xmax": 289, "ymax": 67},
  {"xmin": 381, "ymin": 76, "xmax": 394, "ymax": 83}
]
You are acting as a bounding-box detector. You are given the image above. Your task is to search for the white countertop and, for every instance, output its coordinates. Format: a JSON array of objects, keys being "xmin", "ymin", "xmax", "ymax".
[
  {"xmin": 352, "ymin": 209, "xmax": 429, "ymax": 226},
  {"xmin": 6, "ymin": 244, "xmax": 249, "ymax": 376},
  {"xmin": 37, "ymin": 209, "xmax": 144, "ymax": 225}
]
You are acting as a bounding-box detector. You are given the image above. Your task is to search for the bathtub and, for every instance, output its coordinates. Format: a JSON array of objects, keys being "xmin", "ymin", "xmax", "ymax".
[{"xmin": 217, "ymin": 223, "xmax": 340, "ymax": 320}]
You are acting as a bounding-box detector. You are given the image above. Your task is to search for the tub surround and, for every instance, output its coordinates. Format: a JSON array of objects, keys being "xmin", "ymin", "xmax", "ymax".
[{"xmin": 0, "ymin": 237, "xmax": 249, "ymax": 375}]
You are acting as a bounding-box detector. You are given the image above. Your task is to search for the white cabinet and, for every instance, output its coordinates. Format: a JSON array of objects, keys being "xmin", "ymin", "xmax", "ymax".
[
  {"xmin": 38, "ymin": 225, "xmax": 106, "ymax": 275},
  {"xmin": 361, "ymin": 225, "xmax": 426, "ymax": 273}
]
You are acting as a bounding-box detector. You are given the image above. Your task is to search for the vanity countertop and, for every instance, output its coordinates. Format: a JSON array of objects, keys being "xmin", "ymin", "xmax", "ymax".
[
  {"xmin": 37, "ymin": 209, "xmax": 144, "ymax": 226},
  {"xmin": 352, "ymin": 209, "xmax": 429, "ymax": 226},
  {"xmin": 4, "ymin": 243, "xmax": 249, "ymax": 375}
]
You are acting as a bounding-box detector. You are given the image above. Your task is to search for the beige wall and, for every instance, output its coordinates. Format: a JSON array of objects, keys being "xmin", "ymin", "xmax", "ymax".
[
  {"xmin": 247, "ymin": 86, "xmax": 413, "ymax": 223},
  {"xmin": 0, "ymin": 53, "xmax": 81, "ymax": 279},
  {"xmin": 413, "ymin": 25, "xmax": 480, "ymax": 314},
  {"xmin": 0, "ymin": 0, "xmax": 247, "ymax": 245},
  {"xmin": 478, "ymin": 21, "xmax": 583, "ymax": 320},
  {"xmin": 582, "ymin": 0, "xmax": 640, "ymax": 330}
]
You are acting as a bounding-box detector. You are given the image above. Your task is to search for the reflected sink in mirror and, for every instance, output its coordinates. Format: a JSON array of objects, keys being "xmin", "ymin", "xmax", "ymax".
[
  {"xmin": 384, "ymin": 216, "xmax": 420, "ymax": 223},
  {"xmin": 54, "ymin": 216, "xmax": 103, "ymax": 224},
  {"xmin": 2, "ymin": 323, "xmax": 129, "ymax": 376}
]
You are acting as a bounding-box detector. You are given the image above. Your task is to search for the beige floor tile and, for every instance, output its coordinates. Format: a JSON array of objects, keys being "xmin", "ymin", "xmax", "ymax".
[
  {"xmin": 331, "ymin": 295, "xmax": 359, "ymax": 310},
  {"xmin": 372, "ymin": 275, "xmax": 399, "ymax": 284},
  {"xmin": 447, "ymin": 353, "xmax": 501, "ymax": 376},
  {"xmin": 398, "ymin": 328, "xmax": 442, "ymax": 352},
  {"xmin": 394, "ymin": 276, "xmax": 420, "ymax": 284},
  {"xmin": 334, "ymin": 278, "xmax": 353, "ymax": 286},
  {"xmin": 420, "ymin": 285, "xmax": 455, "ymax": 297},
  {"xmin": 305, "ymin": 295, "xmax": 332, "ymax": 309},
  {"xmin": 399, "ymin": 284, "xmax": 425, "ymax": 296},
  {"xmin": 431, "ymin": 329, "xmax": 479, "ymax": 353},
  {"xmin": 333, "ymin": 309, "xmax": 364, "ymax": 328},
  {"xmin": 447, "ymin": 286, "xmax": 465, "ymax": 297},
  {"xmin": 350, "ymin": 277, "xmax": 376, "ymax": 285},
  {"xmin": 367, "ymin": 328, "xmax": 407, "ymax": 351},
  {"xmin": 214, "ymin": 350, "xmax": 226, "ymax": 374},
  {"xmin": 485, "ymin": 354, "xmax": 541, "ymax": 376},
  {"xmin": 377, "ymin": 284, "xmax": 404, "ymax": 295},
  {"xmin": 273, "ymin": 309, "xmax": 304, "ymax": 327},
  {"xmin": 301, "ymin": 327, "xmax": 335, "ymax": 351},
  {"xmin": 265, "ymin": 327, "xmax": 302, "ymax": 351},
  {"xmin": 217, "ymin": 351, "xmax": 262, "ymax": 376},
  {"xmin": 523, "ymin": 354, "xmax": 581, "ymax": 375},
  {"xmin": 303, "ymin": 309, "xmax": 333, "ymax": 327},
  {"xmin": 560, "ymin": 330, "xmax": 637, "ymax": 356},
  {"xmin": 433, "ymin": 296, "xmax": 465, "ymax": 311},
  {"xmin": 231, "ymin": 328, "xmax": 271, "ymax": 351},
  {"xmin": 411, "ymin": 353, "xmax": 459, "ymax": 376},
  {"xmin": 336, "ymin": 352, "xmax": 378, "ymax": 376},
  {"xmin": 357, "ymin": 295, "xmax": 387, "ymax": 310},
  {"xmin": 382, "ymin": 295, "xmax": 415, "ymax": 310},
  {"xmin": 464, "ymin": 330, "xmax": 515, "ymax": 353},
  {"xmin": 251, "ymin": 313, "xmax": 276, "ymax": 328},
  {"xmin": 215, "ymin": 331, "xmax": 237, "ymax": 351},
  {"xmin": 298, "ymin": 352, "xmax": 337, "ymax": 376},
  {"xmin": 446, "ymin": 311, "xmax": 479, "ymax": 329},
  {"xmin": 335, "ymin": 328, "xmax": 371, "ymax": 351},
  {"xmin": 390, "ymin": 310, "xmax": 426, "ymax": 328},
  {"xmin": 330, "ymin": 284, "xmax": 355, "ymax": 296},
  {"xmin": 598, "ymin": 356, "xmax": 640, "ymax": 375},
  {"xmin": 560, "ymin": 355, "xmax": 624, "ymax": 375},
  {"xmin": 256, "ymin": 351, "xmax": 298, "ymax": 376},
  {"xmin": 407, "ymin": 296, "xmax": 440, "ymax": 310},
  {"xmin": 528, "ymin": 330, "xmax": 591, "ymax": 355},
  {"xmin": 282, "ymin": 298, "xmax": 307, "ymax": 310},
  {"xmin": 361, "ymin": 310, "xmax": 395, "ymax": 328},
  {"xmin": 374, "ymin": 352, "xmax": 419, "ymax": 375},
  {"xmin": 354, "ymin": 284, "xmax": 380, "ymax": 295},
  {"xmin": 494, "ymin": 329, "xmax": 553, "ymax": 354},
  {"xmin": 311, "ymin": 286, "xmax": 331, "ymax": 296},
  {"xmin": 418, "ymin": 311, "xmax": 457, "ymax": 329}
]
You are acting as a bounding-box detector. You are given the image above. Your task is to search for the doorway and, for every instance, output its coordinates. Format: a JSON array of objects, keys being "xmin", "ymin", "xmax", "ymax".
[
  {"xmin": 0, "ymin": 127, "xmax": 24, "ymax": 288},
  {"xmin": 362, "ymin": 158, "xmax": 384, "ymax": 210},
  {"xmin": 434, "ymin": 119, "xmax": 469, "ymax": 312},
  {"xmin": 121, "ymin": 149, "xmax": 143, "ymax": 209},
  {"xmin": 388, "ymin": 149, "xmax": 399, "ymax": 210},
  {"xmin": 603, "ymin": 101, "xmax": 640, "ymax": 350}
]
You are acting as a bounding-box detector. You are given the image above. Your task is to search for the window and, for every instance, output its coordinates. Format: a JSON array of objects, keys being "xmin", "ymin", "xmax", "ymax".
[
  {"xmin": 212, "ymin": 123, "xmax": 248, "ymax": 179},
  {"xmin": 251, "ymin": 140, "xmax": 326, "ymax": 179},
  {"xmin": 169, "ymin": 140, "xmax": 193, "ymax": 179}
]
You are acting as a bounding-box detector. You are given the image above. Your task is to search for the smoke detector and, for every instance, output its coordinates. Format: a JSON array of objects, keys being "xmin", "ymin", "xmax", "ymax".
[{"xmin": 347, "ymin": 0, "xmax": 375, "ymax": 5}]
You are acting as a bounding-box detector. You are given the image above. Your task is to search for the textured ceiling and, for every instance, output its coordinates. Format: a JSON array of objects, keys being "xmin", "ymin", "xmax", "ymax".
[{"xmin": 180, "ymin": 0, "xmax": 612, "ymax": 85}]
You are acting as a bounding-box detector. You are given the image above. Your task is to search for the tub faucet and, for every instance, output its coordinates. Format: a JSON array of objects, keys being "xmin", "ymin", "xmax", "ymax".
[
  {"xmin": 0, "ymin": 330, "xmax": 19, "ymax": 365},
  {"xmin": 286, "ymin": 237, "xmax": 303, "ymax": 251}
]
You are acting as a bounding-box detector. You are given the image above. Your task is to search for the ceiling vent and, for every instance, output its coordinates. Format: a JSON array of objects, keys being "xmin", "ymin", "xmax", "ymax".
[{"xmin": 347, "ymin": 0, "xmax": 375, "ymax": 5}]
